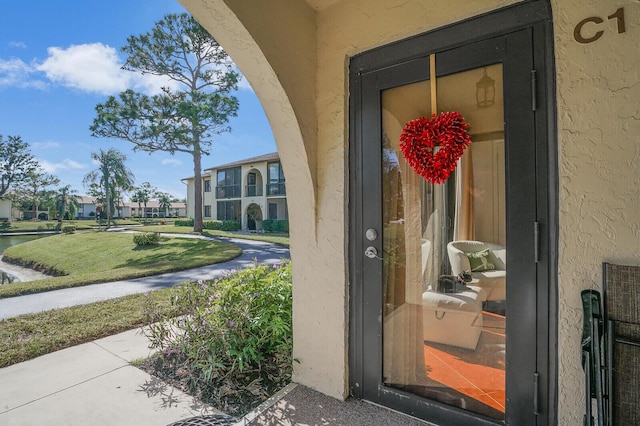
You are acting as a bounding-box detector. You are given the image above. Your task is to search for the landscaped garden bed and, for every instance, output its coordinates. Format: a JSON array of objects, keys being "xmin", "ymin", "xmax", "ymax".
[{"xmin": 137, "ymin": 261, "xmax": 293, "ymax": 416}]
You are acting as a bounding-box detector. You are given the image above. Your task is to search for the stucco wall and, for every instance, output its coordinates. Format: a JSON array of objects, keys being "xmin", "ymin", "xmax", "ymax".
[
  {"xmin": 0, "ymin": 199, "xmax": 11, "ymax": 219},
  {"xmin": 552, "ymin": 1, "xmax": 640, "ymax": 423},
  {"xmin": 182, "ymin": 0, "xmax": 640, "ymax": 422},
  {"xmin": 312, "ymin": 0, "xmax": 520, "ymax": 399}
]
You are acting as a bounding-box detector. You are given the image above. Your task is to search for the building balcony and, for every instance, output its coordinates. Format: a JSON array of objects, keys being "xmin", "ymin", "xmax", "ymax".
[
  {"xmin": 267, "ymin": 182, "xmax": 286, "ymax": 196},
  {"xmin": 216, "ymin": 185, "xmax": 241, "ymax": 199},
  {"xmin": 245, "ymin": 184, "xmax": 263, "ymax": 197}
]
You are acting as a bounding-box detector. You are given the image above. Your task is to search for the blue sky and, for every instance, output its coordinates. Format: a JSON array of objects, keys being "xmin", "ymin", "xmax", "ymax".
[{"xmin": 0, "ymin": 0, "xmax": 276, "ymax": 200}]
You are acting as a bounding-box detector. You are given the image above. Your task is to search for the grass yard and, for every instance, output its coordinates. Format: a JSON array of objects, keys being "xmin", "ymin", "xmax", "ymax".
[
  {"xmin": 0, "ymin": 219, "xmax": 140, "ymax": 233},
  {"xmin": 0, "ymin": 288, "xmax": 180, "ymax": 368},
  {"xmin": 127, "ymin": 224, "xmax": 291, "ymax": 247},
  {"xmin": 0, "ymin": 230, "xmax": 241, "ymax": 298}
]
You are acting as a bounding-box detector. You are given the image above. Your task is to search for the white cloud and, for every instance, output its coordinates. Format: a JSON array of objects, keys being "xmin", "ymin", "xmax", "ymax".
[
  {"xmin": 3, "ymin": 42, "xmax": 238, "ymax": 96},
  {"xmin": 39, "ymin": 158, "xmax": 86, "ymax": 173},
  {"xmin": 34, "ymin": 42, "xmax": 176, "ymax": 96},
  {"xmin": 36, "ymin": 43, "xmax": 129, "ymax": 95},
  {"xmin": 9, "ymin": 41, "xmax": 27, "ymax": 49},
  {"xmin": 161, "ymin": 158, "xmax": 182, "ymax": 166},
  {"xmin": 31, "ymin": 141, "xmax": 61, "ymax": 150},
  {"xmin": 0, "ymin": 58, "xmax": 46, "ymax": 89}
]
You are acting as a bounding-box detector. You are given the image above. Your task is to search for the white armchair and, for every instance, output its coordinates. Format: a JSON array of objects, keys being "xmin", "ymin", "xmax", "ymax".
[{"xmin": 447, "ymin": 240, "xmax": 506, "ymax": 301}]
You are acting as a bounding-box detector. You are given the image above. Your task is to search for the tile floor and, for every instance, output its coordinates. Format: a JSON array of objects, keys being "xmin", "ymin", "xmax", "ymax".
[{"xmin": 422, "ymin": 311, "xmax": 506, "ymax": 419}]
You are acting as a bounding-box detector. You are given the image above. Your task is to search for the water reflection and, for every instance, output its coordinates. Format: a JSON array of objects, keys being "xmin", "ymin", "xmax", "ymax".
[
  {"xmin": 1, "ymin": 271, "xmax": 18, "ymax": 284},
  {"xmin": 0, "ymin": 234, "xmax": 50, "ymax": 284},
  {"xmin": 0, "ymin": 234, "xmax": 49, "ymax": 254}
]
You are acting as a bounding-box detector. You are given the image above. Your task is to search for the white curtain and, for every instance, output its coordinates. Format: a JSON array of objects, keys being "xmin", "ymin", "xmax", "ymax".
[{"xmin": 453, "ymin": 148, "xmax": 475, "ymax": 242}]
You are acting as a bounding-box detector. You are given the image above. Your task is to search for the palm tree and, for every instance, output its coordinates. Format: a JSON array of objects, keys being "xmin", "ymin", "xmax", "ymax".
[
  {"xmin": 157, "ymin": 192, "xmax": 172, "ymax": 218},
  {"xmin": 53, "ymin": 185, "xmax": 81, "ymax": 220},
  {"xmin": 13, "ymin": 168, "xmax": 60, "ymax": 220},
  {"xmin": 83, "ymin": 148, "xmax": 134, "ymax": 227},
  {"xmin": 130, "ymin": 187, "xmax": 149, "ymax": 218}
]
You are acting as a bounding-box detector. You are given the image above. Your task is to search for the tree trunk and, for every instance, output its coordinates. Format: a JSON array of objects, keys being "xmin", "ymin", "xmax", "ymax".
[
  {"xmin": 193, "ymin": 152, "xmax": 203, "ymax": 232},
  {"xmin": 105, "ymin": 177, "xmax": 111, "ymax": 229}
]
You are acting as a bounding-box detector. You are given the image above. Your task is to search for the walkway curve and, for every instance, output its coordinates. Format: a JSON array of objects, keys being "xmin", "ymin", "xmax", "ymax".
[{"xmin": 0, "ymin": 234, "xmax": 290, "ymax": 321}]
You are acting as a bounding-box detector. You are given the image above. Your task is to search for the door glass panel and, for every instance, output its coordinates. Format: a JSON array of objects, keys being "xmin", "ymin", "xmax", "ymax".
[{"xmin": 381, "ymin": 63, "xmax": 506, "ymax": 420}]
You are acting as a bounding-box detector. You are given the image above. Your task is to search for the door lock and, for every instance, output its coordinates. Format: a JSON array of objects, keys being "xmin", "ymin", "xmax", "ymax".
[
  {"xmin": 364, "ymin": 246, "xmax": 383, "ymax": 260},
  {"xmin": 365, "ymin": 228, "xmax": 378, "ymax": 241}
]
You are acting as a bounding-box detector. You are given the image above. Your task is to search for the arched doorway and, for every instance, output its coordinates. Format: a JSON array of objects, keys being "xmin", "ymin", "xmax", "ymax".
[
  {"xmin": 246, "ymin": 203, "xmax": 263, "ymax": 231},
  {"xmin": 246, "ymin": 169, "xmax": 264, "ymax": 197}
]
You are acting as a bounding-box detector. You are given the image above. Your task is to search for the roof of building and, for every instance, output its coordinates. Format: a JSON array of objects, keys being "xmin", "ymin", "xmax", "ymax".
[
  {"xmin": 75, "ymin": 196, "xmax": 185, "ymax": 209},
  {"xmin": 125, "ymin": 200, "xmax": 186, "ymax": 209},
  {"xmin": 204, "ymin": 152, "xmax": 280, "ymax": 171},
  {"xmin": 181, "ymin": 152, "xmax": 281, "ymax": 182},
  {"xmin": 77, "ymin": 196, "xmax": 97, "ymax": 204}
]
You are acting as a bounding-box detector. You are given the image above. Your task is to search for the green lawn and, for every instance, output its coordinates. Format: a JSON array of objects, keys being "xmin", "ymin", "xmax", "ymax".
[
  {"xmin": 127, "ymin": 224, "xmax": 291, "ymax": 247},
  {"xmin": 0, "ymin": 219, "xmax": 140, "ymax": 233},
  {"xmin": 0, "ymin": 289, "xmax": 180, "ymax": 368},
  {"xmin": 0, "ymin": 230, "xmax": 241, "ymax": 298}
]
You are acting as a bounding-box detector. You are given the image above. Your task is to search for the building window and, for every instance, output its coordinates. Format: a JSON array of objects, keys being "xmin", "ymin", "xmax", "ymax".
[
  {"xmin": 245, "ymin": 171, "xmax": 263, "ymax": 197},
  {"xmin": 204, "ymin": 179, "xmax": 211, "ymax": 192},
  {"xmin": 217, "ymin": 200, "xmax": 241, "ymax": 221},
  {"xmin": 267, "ymin": 162, "xmax": 286, "ymax": 196},
  {"xmin": 216, "ymin": 167, "xmax": 241, "ymax": 198},
  {"xmin": 268, "ymin": 203, "xmax": 278, "ymax": 220},
  {"xmin": 204, "ymin": 205, "xmax": 211, "ymax": 218}
]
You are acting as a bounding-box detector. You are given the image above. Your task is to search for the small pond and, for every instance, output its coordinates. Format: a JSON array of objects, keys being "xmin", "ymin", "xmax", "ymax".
[{"xmin": 0, "ymin": 234, "xmax": 51, "ymax": 283}]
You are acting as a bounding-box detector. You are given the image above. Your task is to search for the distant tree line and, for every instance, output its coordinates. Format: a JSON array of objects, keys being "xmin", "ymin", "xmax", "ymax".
[{"xmin": 0, "ymin": 135, "xmax": 180, "ymax": 223}]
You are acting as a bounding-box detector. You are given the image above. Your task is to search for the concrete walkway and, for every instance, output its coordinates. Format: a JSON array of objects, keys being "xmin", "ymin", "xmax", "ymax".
[
  {"xmin": 0, "ymin": 235, "xmax": 290, "ymax": 320},
  {"xmin": 0, "ymin": 328, "xmax": 431, "ymax": 426},
  {"xmin": 0, "ymin": 328, "xmax": 222, "ymax": 426}
]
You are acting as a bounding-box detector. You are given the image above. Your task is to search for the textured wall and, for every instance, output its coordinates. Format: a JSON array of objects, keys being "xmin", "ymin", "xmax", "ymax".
[
  {"xmin": 181, "ymin": 0, "xmax": 640, "ymax": 419},
  {"xmin": 312, "ymin": 0, "xmax": 518, "ymax": 398},
  {"xmin": 552, "ymin": 1, "xmax": 640, "ymax": 423}
]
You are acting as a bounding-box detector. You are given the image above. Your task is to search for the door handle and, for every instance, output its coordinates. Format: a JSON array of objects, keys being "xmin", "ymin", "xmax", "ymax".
[{"xmin": 364, "ymin": 246, "xmax": 383, "ymax": 260}]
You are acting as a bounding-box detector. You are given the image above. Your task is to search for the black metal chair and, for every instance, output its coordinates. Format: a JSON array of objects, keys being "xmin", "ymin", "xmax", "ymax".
[{"xmin": 602, "ymin": 262, "xmax": 640, "ymax": 426}]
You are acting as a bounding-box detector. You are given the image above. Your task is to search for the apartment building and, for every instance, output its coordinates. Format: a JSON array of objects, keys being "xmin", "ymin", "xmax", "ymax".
[{"xmin": 183, "ymin": 152, "xmax": 288, "ymax": 231}]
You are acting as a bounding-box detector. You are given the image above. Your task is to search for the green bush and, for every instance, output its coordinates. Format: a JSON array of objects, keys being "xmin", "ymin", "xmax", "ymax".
[
  {"xmin": 262, "ymin": 219, "xmax": 288, "ymax": 233},
  {"xmin": 174, "ymin": 218, "xmax": 194, "ymax": 227},
  {"xmin": 133, "ymin": 232, "xmax": 160, "ymax": 246},
  {"xmin": 274, "ymin": 220, "xmax": 289, "ymax": 232},
  {"xmin": 143, "ymin": 261, "xmax": 293, "ymax": 415},
  {"xmin": 202, "ymin": 220, "xmax": 241, "ymax": 231},
  {"xmin": 221, "ymin": 220, "xmax": 240, "ymax": 231},
  {"xmin": 202, "ymin": 220, "xmax": 223, "ymax": 230},
  {"xmin": 61, "ymin": 225, "xmax": 76, "ymax": 234}
]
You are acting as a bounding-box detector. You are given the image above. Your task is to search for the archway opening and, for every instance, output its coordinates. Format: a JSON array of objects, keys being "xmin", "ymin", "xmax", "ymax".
[{"xmin": 246, "ymin": 203, "xmax": 263, "ymax": 231}]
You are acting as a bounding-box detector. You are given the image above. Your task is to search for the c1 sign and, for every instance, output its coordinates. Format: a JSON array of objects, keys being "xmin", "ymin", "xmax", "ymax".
[{"xmin": 574, "ymin": 7, "xmax": 626, "ymax": 44}]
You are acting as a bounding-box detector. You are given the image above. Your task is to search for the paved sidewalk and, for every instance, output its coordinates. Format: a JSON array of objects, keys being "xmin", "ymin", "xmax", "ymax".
[
  {"xmin": 0, "ymin": 328, "xmax": 221, "ymax": 426},
  {"xmin": 0, "ymin": 236, "xmax": 289, "ymax": 320},
  {"xmin": 0, "ymin": 328, "xmax": 431, "ymax": 426}
]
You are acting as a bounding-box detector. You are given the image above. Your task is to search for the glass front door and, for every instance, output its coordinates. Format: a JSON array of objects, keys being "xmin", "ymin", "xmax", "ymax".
[
  {"xmin": 351, "ymin": 21, "xmax": 551, "ymax": 425},
  {"xmin": 381, "ymin": 62, "xmax": 506, "ymax": 420}
]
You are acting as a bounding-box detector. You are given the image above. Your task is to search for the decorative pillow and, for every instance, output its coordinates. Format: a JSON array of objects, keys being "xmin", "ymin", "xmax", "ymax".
[{"xmin": 465, "ymin": 248, "xmax": 496, "ymax": 272}]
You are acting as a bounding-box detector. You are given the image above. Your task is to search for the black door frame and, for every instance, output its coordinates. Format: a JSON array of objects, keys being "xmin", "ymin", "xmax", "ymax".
[{"xmin": 348, "ymin": 1, "xmax": 557, "ymax": 425}]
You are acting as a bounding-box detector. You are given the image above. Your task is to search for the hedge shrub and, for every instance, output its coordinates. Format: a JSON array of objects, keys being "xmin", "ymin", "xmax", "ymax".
[
  {"xmin": 133, "ymin": 232, "xmax": 160, "ymax": 246},
  {"xmin": 203, "ymin": 220, "xmax": 241, "ymax": 231},
  {"xmin": 175, "ymin": 218, "xmax": 194, "ymax": 227},
  {"xmin": 61, "ymin": 225, "xmax": 76, "ymax": 234},
  {"xmin": 262, "ymin": 219, "xmax": 289, "ymax": 233}
]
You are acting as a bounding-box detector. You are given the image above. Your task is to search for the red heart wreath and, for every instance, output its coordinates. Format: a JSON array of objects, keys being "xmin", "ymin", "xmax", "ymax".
[{"xmin": 399, "ymin": 111, "xmax": 471, "ymax": 184}]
